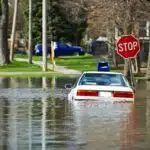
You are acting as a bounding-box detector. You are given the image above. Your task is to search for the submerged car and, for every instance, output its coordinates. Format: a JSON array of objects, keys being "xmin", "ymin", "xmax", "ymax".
[
  {"xmin": 34, "ymin": 42, "xmax": 85, "ymax": 57},
  {"xmin": 66, "ymin": 71, "xmax": 135, "ymax": 102}
]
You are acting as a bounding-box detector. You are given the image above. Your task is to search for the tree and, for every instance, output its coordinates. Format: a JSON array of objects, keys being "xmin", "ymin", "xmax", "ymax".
[
  {"xmin": 8, "ymin": 0, "xmax": 24, "ymax": 37},
  {"xmin": 86, "ymin": 0, "xmax": 150, "ymax": 76},
  {"xmin": 59, "ymin": 0, "xmax": 88, "ymax": 45},
  {"xmin": 10, "ymin": 0, "xmax": 19, "ymax": 61},
  {"xmin": 42, "ymin": 0, "xmax": 47, "ymax": 71},
  {"xmin": 47, "ymin": 0, "xmax": 73, "ymax": 42},
  {"xmin": 0, "ymin": 0, "xmax": 10, "ymax": 65},
  {"xmin": 28, "ymin": 0, "xmax": 32, "ymax": 64},
  {"xmin": 22, "ymin": 0, "xmax": 87, "ymax": 47}
]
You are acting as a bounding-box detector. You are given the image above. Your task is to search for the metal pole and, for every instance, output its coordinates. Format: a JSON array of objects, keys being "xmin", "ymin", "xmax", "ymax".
[
  {"xmin": 129, "ymin": 59, "xmax": 134, "ymax": 88},
  {"xmin": 42, "ymin": 0, "xmax": 47, "ymax": 71},
  {"xmin": 146, "ymin": 37, "xmax": 150, "ymax": 78},
  {"xmin": 146, "ymin": 21, "xmax": 150, "ymax": 79},
  {"xmin": 28, "ymin": 0, "xmax": 32, "ymax": 64}
]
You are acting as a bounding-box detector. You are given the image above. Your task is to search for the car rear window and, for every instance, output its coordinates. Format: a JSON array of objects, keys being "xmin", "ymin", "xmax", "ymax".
[{"xmin": 78, "ymin": 73, "xmax": 128, "ymax": 87}]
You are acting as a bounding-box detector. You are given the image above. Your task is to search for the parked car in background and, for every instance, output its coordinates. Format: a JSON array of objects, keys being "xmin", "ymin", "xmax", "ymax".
[
  {"xmin": 34, "ymin": 42, "xmax": 85, "ymax": 57},
  {"xmin": 34, "ymin": 43, "xmax": 51, "ymax": 56}
]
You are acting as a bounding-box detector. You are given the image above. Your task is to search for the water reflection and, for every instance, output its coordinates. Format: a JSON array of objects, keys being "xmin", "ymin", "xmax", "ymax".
[
  {"xmin": 0, "ymin": 77, "xmax": 149, "ymax": 149},
  {"xmin": 0, "ymin": 76, "xmax": 77, "ymax": 89},
  {"xmin": 72, "ymin": 101, "xmax": 135, "ymax": 149}
]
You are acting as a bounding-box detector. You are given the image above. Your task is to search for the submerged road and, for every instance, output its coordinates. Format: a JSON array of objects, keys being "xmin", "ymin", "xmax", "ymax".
[{"xmin": 0, "ymin": 77, "xmax": 149, "ymax": 150}]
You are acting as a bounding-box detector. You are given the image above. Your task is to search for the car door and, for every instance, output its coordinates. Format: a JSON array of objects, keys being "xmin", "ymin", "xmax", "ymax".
[{"xmin": 56, "ymin": 43, "xmax": 71, "ymax": 56}]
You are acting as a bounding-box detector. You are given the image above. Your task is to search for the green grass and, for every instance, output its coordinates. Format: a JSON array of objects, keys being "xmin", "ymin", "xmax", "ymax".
[
  {"xmin": 54, "ymin": 55, "xmax": 121, "ymax": 72},
  {"xmin": 15, "ymin": 54, "xmax": 100, "ymax": 71},
  {"xmin": 14, "ymin": 54, "xmax": 148, "ymax": 79},
  {"xmin": 15, "ymin": 53, "xmax": 120, "ymax": 72},
  {"xmin": 15, "ymin": 54, "xmax": 28, "ymax": 59},
  {"xmin": 15, "ymin": 54, "xmax": 40, "ymax": 61},
  {"xmin": 0, "ymin": 60, "xmax": 65, "ymax": 77},
  {"xmin": 0, "ymin": 60, "xmax": 43, "ymax": 72},
  {"xmin": 55, "ymin": 54, "xmax": 103, "ymax": 72}
]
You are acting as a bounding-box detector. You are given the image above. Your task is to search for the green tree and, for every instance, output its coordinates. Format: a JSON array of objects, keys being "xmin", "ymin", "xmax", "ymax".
[
  {"xmin": 59, "ymin": 0, "xmax": 88, "ymax": 45},
  {"xmin": 47, "ymin": 0, "xmax": 72, "ymax": 42},
  {"xmin": 23, "ymin": 1, "xmax": 42, "ymax": 46},
  {"xmin": 22, "ymin": 0, "xmax": 87, "ymax": 46}
]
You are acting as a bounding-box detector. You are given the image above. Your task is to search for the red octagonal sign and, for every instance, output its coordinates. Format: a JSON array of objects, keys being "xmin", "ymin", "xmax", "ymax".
[{"xmin": 116, "ymin": 35, "xmax": 141, "ymax": 59}]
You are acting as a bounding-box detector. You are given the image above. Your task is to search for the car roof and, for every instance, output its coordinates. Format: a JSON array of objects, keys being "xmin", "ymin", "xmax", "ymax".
[{"xmin": 82, "ymin": 71, "xmax": 123, "ymax": 75}]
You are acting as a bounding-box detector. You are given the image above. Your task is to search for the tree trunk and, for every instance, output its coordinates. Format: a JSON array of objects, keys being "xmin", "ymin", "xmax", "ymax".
[
  {"xmin": 113, "ymin": 53, "xmax": 118, "ymax": 68},
  {"xmin": 42, "ymin": 0, "xmax": 47, "ymax": 71},
  {"xmin": 133, "ymin": 21, "xmax": 141, "ymax": 75},
  {"xmin": 28, "ymin": 0, "xmax": 32, "ymax": 64},
  {"xmin": 136, "ymin": 54, "xmax": 141, "ymax": 74},
  {"xmin": 0, "ymin": 0, "xmax": 10, "ymax": 65},
  {"xmin": 124, "ymin": 59, "xmax": 129, "ymax": 76},
  {"xmin": 9, "ymin": 0, "xmax": 19, "ymax": 62},
  {"xmin": 123, "ymin": 21, "xmax": 133, "ymax": 76},
  {"xmin": 114, "ymin": 27, "xmax": 119, "ymax": 68},
  {"xmin": 107, "ymin": 28, "xmax": 117, "ymax": 68}
]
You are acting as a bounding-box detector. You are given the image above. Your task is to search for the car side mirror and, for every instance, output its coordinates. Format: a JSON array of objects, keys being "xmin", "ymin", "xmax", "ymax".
[{"xmin": 65, "ymin": 84, "xmax": 72, "ymax": 89}]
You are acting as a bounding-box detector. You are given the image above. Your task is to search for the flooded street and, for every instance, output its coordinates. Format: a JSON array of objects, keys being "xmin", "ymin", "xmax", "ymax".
[{"xmin": 0, "ymin": 77, "xmax": 150, "ymax": 150}]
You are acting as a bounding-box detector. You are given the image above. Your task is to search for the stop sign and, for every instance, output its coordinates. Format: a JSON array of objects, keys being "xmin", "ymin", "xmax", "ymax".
[{"xmin": 116, "ymin": 35, "xmax": 140, "ymax": 59}]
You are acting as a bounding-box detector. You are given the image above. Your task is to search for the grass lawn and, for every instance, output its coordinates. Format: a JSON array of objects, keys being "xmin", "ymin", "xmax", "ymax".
[
  {"xmin": 0, "ymin": 60, "xmax": 65, "ymax": 77},
  {"xmin": 15, "ymin": 54, "xmax": 107, "ymax": 71},
  {"xmin": 14, "ymin": 54, "xmax": 148, "ymax": 79},
  {"xmin": 55, "ymin": 55, "xmax": 122, "ymax": 72},
  {"xmin": 55, "ymin": 55, "xmax": 100, "ymax": 72},
  {"xmin": 15, "ymin": 54, "xmax": 40, "ymax": 61},
  {"xmin": 15, "ymin": 53, "xmax": 121, "ymax": 72},
  {"xmin": 0, "ymin": 60, "xmax": 44, "ymax": 72}
]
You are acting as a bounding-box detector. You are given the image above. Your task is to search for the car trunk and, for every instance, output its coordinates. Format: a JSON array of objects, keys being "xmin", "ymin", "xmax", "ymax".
[{"xmin": 75, "ymin": 85, "xmax": 134, "ymax": 99}]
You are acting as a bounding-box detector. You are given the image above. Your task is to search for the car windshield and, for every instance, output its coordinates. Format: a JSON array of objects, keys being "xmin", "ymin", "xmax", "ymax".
[{"xmin": 78, "ymin": 73, "xmax": 128, "ymax": 87}]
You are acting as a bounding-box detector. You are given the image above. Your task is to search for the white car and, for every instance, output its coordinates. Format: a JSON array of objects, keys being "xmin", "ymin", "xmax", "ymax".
[{"xmin": 66, "ymin": 71, "xmax": 135, "ymax": 102}]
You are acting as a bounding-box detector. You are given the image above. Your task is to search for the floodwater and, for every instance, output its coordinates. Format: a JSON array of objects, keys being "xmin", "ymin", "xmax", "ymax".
[{"xmin": 0, "ymin": 77, "xmax": 150, "ymax": 150}]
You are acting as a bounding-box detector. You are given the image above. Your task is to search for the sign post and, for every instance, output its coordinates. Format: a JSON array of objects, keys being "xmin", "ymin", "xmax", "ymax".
[
  {"xmin": 116, "ymin": 35, "xmax": 141, "ymax": 87},
  {"xmin": 50, "ymin": 41, "xmax": 55, "ymax": 71}
]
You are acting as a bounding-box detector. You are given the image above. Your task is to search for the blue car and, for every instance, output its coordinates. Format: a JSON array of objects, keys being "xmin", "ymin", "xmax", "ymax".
[
  {"xmin": 34, "ymin": 44, "xmax": 51, "ymax": 55},
  {"xmin": 34, "ymin": 42, "xmax": 85, "ymax": 57}
]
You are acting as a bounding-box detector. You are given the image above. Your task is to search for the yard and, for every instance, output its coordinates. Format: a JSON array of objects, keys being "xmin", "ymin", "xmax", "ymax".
[{"xmin": 15, "ymin": 53, "xmax": 117, "ymax": 72}]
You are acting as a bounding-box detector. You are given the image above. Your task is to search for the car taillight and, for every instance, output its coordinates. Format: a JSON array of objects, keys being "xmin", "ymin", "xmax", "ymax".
[
  {"xmin": 77, "ymin": 90, "xmax": 98, "ymax": 96},
  {"xmin": 113, "ymin": 91, "xmax": 135, "ymax": 98}
]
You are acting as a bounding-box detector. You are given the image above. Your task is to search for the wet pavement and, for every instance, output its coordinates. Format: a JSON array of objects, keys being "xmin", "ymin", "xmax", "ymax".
[{"xmin": 0, "ymin": 77, "xmax": 150, "ymax": 150}]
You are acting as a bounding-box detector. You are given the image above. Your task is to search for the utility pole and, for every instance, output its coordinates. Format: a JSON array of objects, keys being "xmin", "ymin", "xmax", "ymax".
[
  {"xmin": 28, "ymin": 0, "xmax": 32, "ymax": 64},
  {"xmin": 10, "ymin": 0, "xmax": 19, "ymax": 61},
  {"xmin": 42, "ymin": 0, "xmax": 47, "ymax": 71},
  {"xmin": 146, "ymin": 20, "xmax": 150, "ymax": 79}
]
